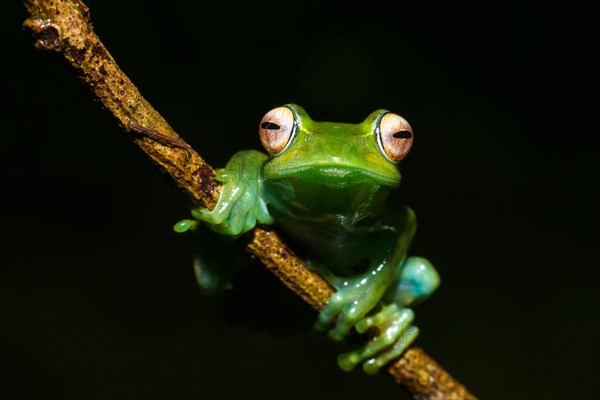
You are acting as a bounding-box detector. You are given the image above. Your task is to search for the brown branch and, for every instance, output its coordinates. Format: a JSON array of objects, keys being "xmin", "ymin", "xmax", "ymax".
[{"xmin": 22, "ymin": 1, "xmax": 476, "ymax": 399}]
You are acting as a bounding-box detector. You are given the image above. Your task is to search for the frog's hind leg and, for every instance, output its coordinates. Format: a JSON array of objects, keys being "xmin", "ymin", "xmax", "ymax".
[
  {"xmin": 191, "ymin": 227, "xmax": 243, "ymax": 295},
  {"xmin": 337, "ymin": 257, "xmax": 440, "ymax": 374}
]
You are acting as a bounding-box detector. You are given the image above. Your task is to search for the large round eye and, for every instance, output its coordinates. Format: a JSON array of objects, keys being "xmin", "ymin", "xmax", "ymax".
[
  {"xmin": 376, "ymin": 112, "xmax": 413, "ymax": 163},
  {"xmin": 258, "ymin": 106, "xmax": 296, "ymax": 155}
]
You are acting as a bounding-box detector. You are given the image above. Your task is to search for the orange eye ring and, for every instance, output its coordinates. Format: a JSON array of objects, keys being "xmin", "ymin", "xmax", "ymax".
[
  {"xmin": 375, "ymin": 112, "xmax": 413, "ymax": 163},
  {"xmin": 258, "ymin": 106, "xmax": 297, "ymax": 155}
]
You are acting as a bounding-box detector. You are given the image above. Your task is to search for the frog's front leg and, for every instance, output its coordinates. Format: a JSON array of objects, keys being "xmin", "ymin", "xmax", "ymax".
[
  {"xmin": 174, "ymin": 150, "xmax": 274, "ymax": 292},
  {"xmin": 175, "ymin": 150, "xmax": 274, "ymax": 236}
]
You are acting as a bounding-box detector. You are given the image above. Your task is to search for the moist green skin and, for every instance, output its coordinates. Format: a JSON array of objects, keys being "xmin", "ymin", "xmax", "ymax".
[{"xmin": 177, "ymin": 104, "xmax": 440, "ymax": 374}]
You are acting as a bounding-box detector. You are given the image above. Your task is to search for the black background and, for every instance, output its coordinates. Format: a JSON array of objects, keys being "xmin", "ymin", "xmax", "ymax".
[{"xmin": 2, "ymin": 1, "xmax": 597, "ymax": 399}]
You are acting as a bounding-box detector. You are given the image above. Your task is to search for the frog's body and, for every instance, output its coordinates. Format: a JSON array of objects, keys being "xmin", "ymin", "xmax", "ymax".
[{"xmin": 175, "ymin": 105, "xmax": 440, "ymax": 374}]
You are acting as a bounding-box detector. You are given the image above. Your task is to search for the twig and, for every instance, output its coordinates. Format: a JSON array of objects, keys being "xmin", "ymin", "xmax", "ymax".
[{"xmin": 22, "ymin": 1, "xmax": 476, "ymax": 398}]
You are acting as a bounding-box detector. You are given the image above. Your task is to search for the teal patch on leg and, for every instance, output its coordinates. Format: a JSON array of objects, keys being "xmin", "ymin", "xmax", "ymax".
[{"xmin": 393, "ymin": 256, "xmax": 440, "ymax": 307}]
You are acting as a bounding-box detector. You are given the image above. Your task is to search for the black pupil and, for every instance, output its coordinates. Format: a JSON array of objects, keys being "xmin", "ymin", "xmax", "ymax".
[
  {"xmin": 393, "ymin": 130, "xmax": 412, "ymax": 139},
  {"xmin": 261, "ymin": 121, "xmax": 281, "ymax": 130}
]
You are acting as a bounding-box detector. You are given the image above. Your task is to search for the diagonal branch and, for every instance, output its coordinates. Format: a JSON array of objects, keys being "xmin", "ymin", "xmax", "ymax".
[{"xmin": 22, "ymin": 1, "xmax": 476, "ymax": 399}]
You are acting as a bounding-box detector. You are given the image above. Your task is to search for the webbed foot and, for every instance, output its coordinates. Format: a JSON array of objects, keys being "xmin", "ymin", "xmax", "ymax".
[
  {"xmin": 338, "ymin": 303, "xmax": 418, "ymax": 374},
  {"xmin": 314, "ymin": 281, "xmax": 383, "ymax": 341}
]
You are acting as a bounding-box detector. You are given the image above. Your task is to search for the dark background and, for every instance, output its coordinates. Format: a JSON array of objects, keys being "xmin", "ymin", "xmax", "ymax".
[{"xmin": 1, "ymin": 1, "xmax": 597, "ymax": 399}]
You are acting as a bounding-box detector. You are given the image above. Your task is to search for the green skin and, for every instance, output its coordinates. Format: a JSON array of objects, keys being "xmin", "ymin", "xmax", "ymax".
[{"xmin": 175, "ymin": 104, "xmax": 440, "ymax": 374}]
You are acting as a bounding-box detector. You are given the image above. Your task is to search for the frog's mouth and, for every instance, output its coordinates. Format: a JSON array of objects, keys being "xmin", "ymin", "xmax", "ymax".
[{"xmin": 265, "ymin": 164, "xmax": 400, "ymax": 189}]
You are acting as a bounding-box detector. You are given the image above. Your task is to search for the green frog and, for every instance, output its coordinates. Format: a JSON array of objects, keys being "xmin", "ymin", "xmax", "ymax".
[{"xmin": 175, "ymin": 104, "xmax": 440, "ymax": 374}]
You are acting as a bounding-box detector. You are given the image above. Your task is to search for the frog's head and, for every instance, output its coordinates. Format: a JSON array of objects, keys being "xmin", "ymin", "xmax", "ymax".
[{"xmin": 259, "ymin": 104, "xmax": 413, "ymax": 189}]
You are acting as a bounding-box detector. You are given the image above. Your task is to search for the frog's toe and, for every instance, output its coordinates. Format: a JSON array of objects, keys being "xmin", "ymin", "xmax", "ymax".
[
  {"xmin": 190, "ymin": 199, "xmax": 249, "ymax": 236},
  {"xmin": 328, "ymin": 306, "xmax": 362, "ymax": 340},
  {"xmin": 337, "ymin": 304, "xmax": 417, "ymax": 374},
  {"xmin": 315, "ymin": 291, "xmax": 357, "ymax": 338},
  {"xmin": 173, "ymin": 219, "xmax": 198, "ymax": 233},
  {"xmin": 362, "ymin": 326, "xmax": 419, "ymax": 375},
  {"xmin": 224, "ymin": 205, "xmax": 247, "ymax": 236},
  {"xmin": 355, "ymin": 303, "xmax": 398, "ymax": 333},
  {"xmin": 314, "ymin": 294, "xmax": 344, "ymax": 333},
  {"xmin": 317, "ymin": 286, "xmax": 383, "ymax": 340},
  {"xmin": 191, "ymin": 207, "xmax": 224, "ymax": 225}
]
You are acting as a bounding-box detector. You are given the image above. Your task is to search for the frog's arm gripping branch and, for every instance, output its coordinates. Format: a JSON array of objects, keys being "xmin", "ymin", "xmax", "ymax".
[{"xmin": 22, "ymin": 1, "xmax": 475, "ymax": 399}]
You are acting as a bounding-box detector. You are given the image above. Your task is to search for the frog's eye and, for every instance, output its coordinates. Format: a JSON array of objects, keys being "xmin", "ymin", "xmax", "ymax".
[
  {"xmin": 259, "ymin": 106, "xmax": 297, "ymax": 155},
  {"xmin": 375, "ymin": 112, "xmax": 413, "ymax": 163}
]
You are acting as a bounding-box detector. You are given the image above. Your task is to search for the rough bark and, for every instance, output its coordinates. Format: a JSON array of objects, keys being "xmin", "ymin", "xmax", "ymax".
[{"xmin": 22, "ymin": 1, "xmax": 476, "ymax": 399}]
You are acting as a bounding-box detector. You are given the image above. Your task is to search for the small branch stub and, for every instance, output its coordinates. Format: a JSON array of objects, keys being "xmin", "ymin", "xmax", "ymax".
[{"xmin": 22, "ymin": 0, "xmax": 220, "ymax": 210}]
